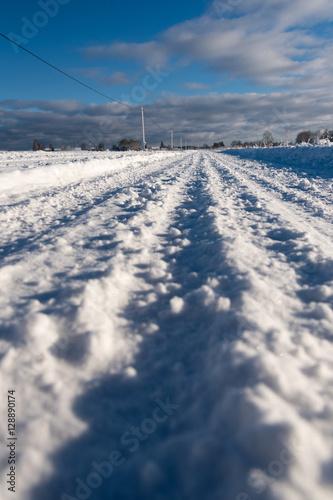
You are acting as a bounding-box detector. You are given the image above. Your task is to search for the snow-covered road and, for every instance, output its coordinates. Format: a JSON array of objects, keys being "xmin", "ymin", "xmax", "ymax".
[{"xmin": 0, "ymin": 149, "xmax": 332, "ymax": 500}]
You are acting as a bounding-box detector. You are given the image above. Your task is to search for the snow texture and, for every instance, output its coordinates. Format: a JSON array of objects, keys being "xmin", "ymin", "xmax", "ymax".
[{"xmin": 0, "ymin": 148, "xmax": 333, "ymax": 500}]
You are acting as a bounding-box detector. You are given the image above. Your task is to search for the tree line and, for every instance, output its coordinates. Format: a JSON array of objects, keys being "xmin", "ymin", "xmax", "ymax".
[
  {"xmin": 229, "ymin": 129, "xmax": 333, "ymax": 148},
  {"xmin": 32, "ymin": 128, "xmax": 333, "ymax": 152},
  {"xmin": 32, "ymin": 139, "xmax": 106, "ymax": 151},
  {"xmin": 295, "ymin": 129, "xmax": 333, "ymax": 144}
]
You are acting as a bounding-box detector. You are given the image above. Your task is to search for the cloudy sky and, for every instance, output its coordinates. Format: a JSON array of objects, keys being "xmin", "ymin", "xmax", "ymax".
[{"xmin": 1, "ymin": 0, "xmax": 333, "ymax": 149}]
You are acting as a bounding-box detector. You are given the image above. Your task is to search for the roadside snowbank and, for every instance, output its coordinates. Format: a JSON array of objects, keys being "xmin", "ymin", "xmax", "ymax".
[
  {"xmin": 224, "ymin": 145, "xmax": 333, "ymax": 178},
  {"xmin": 0, "ymin": 150, "xmax": 177, "ymax": 203}
]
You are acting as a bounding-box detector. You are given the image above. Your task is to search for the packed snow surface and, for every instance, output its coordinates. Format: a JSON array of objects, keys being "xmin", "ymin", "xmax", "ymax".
[{"xmin": 0, "ymin": 148, "xmax": 333, "ymax": 500}]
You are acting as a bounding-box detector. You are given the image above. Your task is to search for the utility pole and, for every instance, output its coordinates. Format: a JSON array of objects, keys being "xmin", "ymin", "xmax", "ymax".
[
  {"xmin": 141, "ymin": 107, "xmax": 146, "ymax": 151},
  {"xmin": 180, "ymin": 136, "xmax": 182, "ymax": 150},
  {"xmin": 171, "ymin": 130, "xmax": 173, "ymax": 150}
]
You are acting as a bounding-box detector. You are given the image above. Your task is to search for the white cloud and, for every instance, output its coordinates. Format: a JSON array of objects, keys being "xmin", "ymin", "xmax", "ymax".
[
  {"xmin": 84, "ymin": 41, "xmax": 169, "ymax": 67},
  {"xmin": 0, "ymin": 100, "xmax": 84, "ymax": 113},
  {"xmin": 70, "ymin": 67, "xmax": 133, "ymax": 87},
  {"xmin": 181, "ymin": 82, "xmax": 211, "ymax": 90},
  {"xmin": 105, "ymin": 71, "xmax": 133, "ymax": 85},
  {"xmin": 211, "ymin": 0, "xmax": 333, "ymax": 30},
  {"xmin": 81, "ymin": 0, "xmax": 333, "ymax": 90},
  {"xmin": 2, "ymin": 89, "xmax": 333, "ymax": 150}
]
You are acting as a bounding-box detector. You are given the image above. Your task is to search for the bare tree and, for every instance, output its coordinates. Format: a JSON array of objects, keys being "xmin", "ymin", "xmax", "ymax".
[{"xmin": 262, "ymin": 130, "xmax": 274, "ymax": 147}]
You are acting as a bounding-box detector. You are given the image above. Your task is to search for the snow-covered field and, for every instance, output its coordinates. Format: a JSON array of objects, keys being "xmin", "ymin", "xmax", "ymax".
[{"xmin": 0, "ymin": 147, "xmax": 332, "ymax": 500}]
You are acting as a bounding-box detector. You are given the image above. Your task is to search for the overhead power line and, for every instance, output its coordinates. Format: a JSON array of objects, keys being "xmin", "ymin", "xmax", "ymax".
[
  {"xmin": 0, "ymin": 32, "xmax": 137, "ymax": 111},
  {"xmin": 0, "ymin": 32, "xmax": 172, "ymax": 146}
]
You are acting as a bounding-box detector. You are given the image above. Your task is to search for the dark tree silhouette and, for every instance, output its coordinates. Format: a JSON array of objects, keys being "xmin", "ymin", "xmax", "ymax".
[{"xmin": 296, "ymin": 131, "xmax": 311, "ymax": 144}]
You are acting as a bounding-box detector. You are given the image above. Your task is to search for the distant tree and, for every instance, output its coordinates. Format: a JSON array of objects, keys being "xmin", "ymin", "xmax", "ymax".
[
  {"xmin": 212, "ymin": 141, "xmax": 225, "ymax": 149},
  {"xmin": 66, "ymin": 145, "xmax": 72, "ymax": 151},
  {"xmin": 160, "ymin": 141, "xmax": 166, "ymax": 149},
  {"xmin": 310, "ymin": 130, "xmax": 320, "ymax": 143},
  {"xmin": 39, "ymin": 143, "xmax": 45, "ymax": 151},
  {"xmin": 98, "ymin": 142, "xmax": 105, "ymax": 151},
  {"xmin": 202, "ymin": 144, "xmax": 210, "ymax": 149},
  {"xmin": 296, "ymin": 130, "xmax": 311, "ymax": 144},
  {"xmin": 295, "ymin": 130, "xmax": 320, "ymax": 144},
  {"xmin": 49, "ymin": 144, "xmax": 54, "ymax": 151},
  {"xmin": 33, "ymin": 139, "xmax": 40, "ymax": 151},
  {"xmin": 81, "ymin": 142, "xmax": 89, "ymax": 150},
  {"xmin": 61, "ymin": 145, "xmax": 65, "ymax": 151},
  {"xmin": 242, "ymin": 141, "xmax": 255, "ymax": 148},
  {"xmin": 262, "ymin": 130, "xmax": 274, "ymax": 147},
  {"xmin": 114, "ymin": 139, "xmax": 141, "ymax": 151},
  {"xmin": 320, "ymin": 129, "xmax": 333, "ymax": 141},
  {"xmin": 231, "ymin": 140, "xmax": 242, "ymax": 148}
]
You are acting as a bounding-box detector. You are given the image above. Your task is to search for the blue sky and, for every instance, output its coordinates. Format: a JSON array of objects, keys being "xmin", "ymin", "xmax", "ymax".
[
  {"xmin": 2, "ymin": 0, "xmax": 211, "ymax": 102},
  {"xmin": 1, "ymin": 0, "xmax": 333, "ymax": 148}
]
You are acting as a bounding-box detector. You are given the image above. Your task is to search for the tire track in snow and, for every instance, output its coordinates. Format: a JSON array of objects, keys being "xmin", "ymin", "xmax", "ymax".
[
  {"xmin": 201, "ymin": 152, "xmax": 333, "ymax": 500},
  {"xmin": 0, "ymin": 153, "xmax": 193, "ymax": 324},
  {"xmin": 29, "ymin": 152, "xmax": 312, "ymax": 500},
  {"xmin": 1, "ymin": 153, "xmax": 197, "ymax": 500},
  {"xmin": 213, "ymin": 152, "xmax": 333, "ymax": 244},
  {"xmin": 209, "ymin": 151, "xmax": 333, "ymax": 309},
  {"xmin": 30, "ymin": 152, "xmax": 252, "ymax": 500},
  {"xmin": 1, "ymin": 151, "xmax": 333, "ymax": 500},
  {"xmin": 222, "ymin": 149, "xmax": 333, "ymax": 223},
  {"xmin": 0, "ymin": 152, "xmax": 189, "ymax": 262}
]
